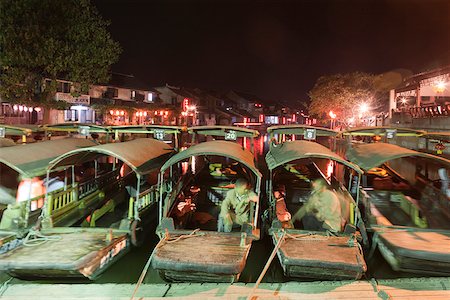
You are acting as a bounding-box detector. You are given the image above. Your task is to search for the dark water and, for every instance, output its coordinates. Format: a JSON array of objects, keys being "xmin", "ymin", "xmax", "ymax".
[{"xmin": 1, "ymin": 135, "xmax": 438, "ymax": 285}]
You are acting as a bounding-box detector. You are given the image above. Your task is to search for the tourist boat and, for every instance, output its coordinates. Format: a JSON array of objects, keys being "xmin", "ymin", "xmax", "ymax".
[
  {"xmin": 152, "ymin": 126, "xmax": 261, "ymax": 282},
  {"xmin": 265, "ymin": 125, "xmax": 367, "ymax": 280},
  {"xmin": 0, "ymin": 138, "xmax": 97, "ymax": 253},
  {"xmin": 346, "ymin": 142, "xmax": 450, "ymax": 276},
  {"xmin": 0, "ymin": 138, "xmax": 175, "ymax": 279},
  {"xmin": 0, "ymin": 124, "xmax": 46, "ymax": 144},
  {"xmin": 43, "ymin": 123, "xmax": 112, "ymax": 143},
  {"xmin": 110, "ymin": 125, "xmax": 184, "ymax": 150}
]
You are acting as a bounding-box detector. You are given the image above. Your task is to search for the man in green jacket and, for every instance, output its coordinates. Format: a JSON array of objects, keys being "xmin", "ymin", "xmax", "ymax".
[{"xmin": 218, "ymin": 178, "xmax": 258, "ymax": 232}]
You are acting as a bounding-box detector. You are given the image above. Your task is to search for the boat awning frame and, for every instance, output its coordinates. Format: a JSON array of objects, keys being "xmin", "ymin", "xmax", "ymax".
[
  {"xmin": 110, "ymin": 125, "xmax": 185, "ymax": 135},
  {"xmin": 188, "ymin": 125, "xmax": 259, "ymax": 138},
  {"xmin": 267, "ymin": 125, "xmax": 338, "ymax": 138},
  {"xmin": 48, "ymin": 138, "xmax": 174, "ymax": 176},
  {"xmin": 0, "ymin": 138, "xmax": 96, "ymax": 178},
  {"xmin": 341, "ymin": 126, "xmax": 425, "ymax": 137},
  {"xmin": 160, "ymin": 140, "xmax": 262, "ymax": 180},
  {"xmin": 266, "ymin": 140, "xmax": 363, "ymax": 174},
  {"xmin": 346, "ymin": 142, "xmax": 450, "ymax": 172},
  {"xmin": 43, "ymin": 123, "xmax": 111, "ymax": 134}
]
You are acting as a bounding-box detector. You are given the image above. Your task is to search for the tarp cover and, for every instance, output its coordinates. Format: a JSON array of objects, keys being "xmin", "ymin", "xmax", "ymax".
[
  {"xmin": 268, "ymin": 125, "xmax": 338, "ymax": 137},
  {"xmin": 0, "ymin": 138, "xmax": 96, "ymax": 178},
  {"xmin": 48, "ymin": 138, "xmax": 174, "ymax": 176},
  {"xmin": 160, "ymin": 140, "xmax": 261, "ymax": 179},
  {"xmin": 266, "ymin": 140, "xmax": 362, "ymax": 173},
  {"xmin": 346, "ymin": 142, "xmax": 450, "ymax": 171}
]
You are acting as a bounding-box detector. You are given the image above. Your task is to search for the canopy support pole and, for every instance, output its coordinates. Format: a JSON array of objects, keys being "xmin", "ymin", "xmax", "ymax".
[
  {"xmin": 71, "ymin": 165, "xmax": 75, "ymax": 187},
  {"xmin": 94, "ymin": 160, "xmax": 98, "ymax": 178},
  {"xmin": 158, "ymin": 172, "xmax": 163, "ymax": 222},
  {"xmin": 64, "ymin": 168, "xmax": 68, "ymax": 191},
  {"xmin": 354, "ymin": 173, "xmax": 362, "ymax": 226},
  {"xmin": 174, "ymin": 132, "xmax": 179, "ymax": 151},
  {"xmin": 135, "ymin": 174, "xmax": 141, "ymax": 220}
]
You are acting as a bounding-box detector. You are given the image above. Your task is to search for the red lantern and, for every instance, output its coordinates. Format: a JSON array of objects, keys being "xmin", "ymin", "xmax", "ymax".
[{"xmin": 435, "ymin": 142, "xmax": 446, "ymax": 155}]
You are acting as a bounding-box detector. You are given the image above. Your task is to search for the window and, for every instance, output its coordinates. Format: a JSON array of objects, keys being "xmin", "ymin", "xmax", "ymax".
[
  {"xmin": 131, "ymin": 90, "xmax": 136, "ymax": 99},
  {"xmin": 147, "ymin": 92, "xmax": 153, "ymax": 102},
  {"xmin": 64, "ymin": 110, "xmax": 78, "ymax": 122},
  {"xmin": 57, "ymin": 81, "xmax": 71, "ymax": 93},
  {"xmin": 106, "ymin": 87, "xmax": 118, "ymax": 98}
]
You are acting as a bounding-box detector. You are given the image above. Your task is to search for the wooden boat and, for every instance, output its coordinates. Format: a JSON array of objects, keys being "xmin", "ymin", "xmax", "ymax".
[
  {"xmin": 265, "ymin": 125, "xmax": 367, "ymax": 280},
  {"xmin": 346, "ymin": 142, "xmax": 450, "ymax": 275},
  {"xmin": 152, "ymin": 135, "xmax": 262, "ymax": 282},
  {"xmin": 0, "ymin": 138, "xmax": 175, "ymax": 279},
  {"xmin": 0, "ymin": 124, "xmax": 45, "ymax": 144},
  {"xmin": 0, "ymin": 138, "xmax": 97, "ymax": 253},
  {"xmin": 110, "ymin": 125, "xmax": 184, "ymax": 150}
]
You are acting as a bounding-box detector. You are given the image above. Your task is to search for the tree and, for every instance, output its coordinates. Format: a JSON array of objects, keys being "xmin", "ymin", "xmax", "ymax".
[
  {"xmin": 308, "ymin": 72, "xmax": 381, "ymax": 123},
  {"xmin": 0, "ymin": 0, "xmax": 121, "ymax": 109}
]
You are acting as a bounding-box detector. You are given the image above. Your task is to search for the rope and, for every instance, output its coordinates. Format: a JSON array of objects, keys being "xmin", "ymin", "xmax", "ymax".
[
  {"xmin": 129, "ymin": 228, "xmax": 201, "ymax": 300},
  {"xmin": 0, "ymin": 277, "xmax": 13, "ymax": 297},
  {"xmin": 248, "ymin": 230, "xmax": 286, "ymax": 300},
  {"xmin": 370, "ymin": 278, "xmax": 392, "ymax": 300},
  {"xmin": 22, "ymin": 228, "xmax": 62, "ymax": 247},
  {"xmin": 285, "ymin": 232, "xmax": 331, "ymax": 241}
]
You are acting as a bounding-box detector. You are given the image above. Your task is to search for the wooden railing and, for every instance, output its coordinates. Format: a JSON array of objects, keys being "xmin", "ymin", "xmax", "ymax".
[
  {"xmin": 128, "ymin": 185, "xmax": 159, "ymax": 219},
  {"xmin": 46, "ymin": 184, "xmax": 79, "ymax": 217}
]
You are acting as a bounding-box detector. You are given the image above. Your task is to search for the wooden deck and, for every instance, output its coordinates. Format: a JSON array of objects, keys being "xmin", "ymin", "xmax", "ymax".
[
  {"xmin": 0, "ymin": 228, "xmax": 129, "ymax": 279},
  {"xmin": 275, "ymin": 233, "xmax": 366, "ymax": 280},
  {"xmin": 1, "ymin": 277, "xmax": 449, "ymax": 299},
  {"xmin": 152, "ymin": 232, "xmax": 252, "ymax": 282}
]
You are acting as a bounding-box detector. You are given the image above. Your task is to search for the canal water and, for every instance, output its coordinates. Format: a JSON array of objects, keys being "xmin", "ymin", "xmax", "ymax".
[{"xmin": 1, "ymin": 134, "xmax": 439, "ymax": 285}]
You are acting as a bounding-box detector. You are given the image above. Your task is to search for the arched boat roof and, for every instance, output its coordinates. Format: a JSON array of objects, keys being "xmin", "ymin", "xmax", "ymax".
[
  {"xmin": 341, "ymin": 126, "xmax": 425, "ymax": 137},
  {"xmin": 267, "ymin": 125, "xmax": 338, "ymax": 137},
  {"xmin": 266, "ymin": 140, "xmax": 363, "ymax": 174},
  {"xmin": 0, "ymin": 138, "xmax": 96, "ymax": 178},
  {"xmin": 160, "ymin": 140, "xmax": 262, "ymax": 179},
  {"xmin": 188, "ymin": 126, "xmax": 259, "ymax": 138},
  {"xmin": 48, "ymin": 138, "xmax": 174, "ymax": 176},
  {"xmin": 43, "ymin": 123, "xmax": 110, "ymax": 133},
  {"xmin": 110, "ymin": 125, "xmax": 185, "ymax": 134},
  {"xmin": 346, "ymin": 142, "xmax": 450, "ymax": 171}
]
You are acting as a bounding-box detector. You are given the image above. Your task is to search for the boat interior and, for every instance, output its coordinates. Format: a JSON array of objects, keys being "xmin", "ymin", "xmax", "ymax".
[
  {"xmin": 165, "ymin": 155, "xmax": 257, "ymax": 232},
  {"xmin": 361, "ymin": 160, "xmax": 450, "ymax": 230},
  {"xmin": 271, "ymin": 158, "xmax": 355, "ymax": 232}
]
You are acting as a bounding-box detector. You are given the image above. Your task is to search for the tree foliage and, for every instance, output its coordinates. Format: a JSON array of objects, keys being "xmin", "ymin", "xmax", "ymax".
[
  {"xmin": 308, "ymin": 72, "xmax": 381, "ymax": 120},
  {"xmin": 0, "ymin": 0, "xmax": 121, "ymax": 107}
]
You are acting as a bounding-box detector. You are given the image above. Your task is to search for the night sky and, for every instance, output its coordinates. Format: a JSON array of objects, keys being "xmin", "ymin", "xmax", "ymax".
[{"xmin": 93, "ymin": 0, "xmax": 450, "ymax": 102}]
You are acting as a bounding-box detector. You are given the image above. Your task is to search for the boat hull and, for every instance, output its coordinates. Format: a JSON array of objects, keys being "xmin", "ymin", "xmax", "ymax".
[
  {"xmin": 375, "ymin": 228, "xmax": 450, "ymax": 276},
  {"xmin": 272, "ymin": 231, "xmax": 366, "ymax": 280},
  {"xmin": 152, "ymin": 231, "xmax": 252, "ymax": 283},
  {"xmin": 0, "ymin": 228, "xmax": 130, "ymax": 280}
]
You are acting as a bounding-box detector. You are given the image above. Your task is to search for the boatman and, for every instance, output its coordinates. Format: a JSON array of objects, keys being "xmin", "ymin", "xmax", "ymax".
[
  {"xmin": 291, "ymin": 178, "xmax": 342, "ymax": 232},
  {"xmin": 218, "ymin": 178, "xmax": 258, "ymax": 232}
]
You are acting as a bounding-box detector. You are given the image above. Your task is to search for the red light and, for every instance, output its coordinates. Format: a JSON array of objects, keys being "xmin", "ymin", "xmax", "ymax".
[
  {"xmin": 183, "ymin": 98, "xmax": 189, "ymax": 111},
  {"xmin": 259, "ymin": 114, "xmax": 264, "ymax": 122}
]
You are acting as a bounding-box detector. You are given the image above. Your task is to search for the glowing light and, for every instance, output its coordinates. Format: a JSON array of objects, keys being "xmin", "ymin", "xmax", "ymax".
[
  {"xmin": 328, "ymin": 111, "xmax": 337, "ymax": 119},
  {"xmin": 259, "ymin": 114, "xmax": 264, "ymax": 123},
  {"xmin": 34, "ymin": 107, "xmax": 41, "ymax": 112},
  {"xmin": 143, "ymin": 111, "xmax": 147, "ymax": 117},
  {"xmin": 435, "ymin": 81, "xmax": 447, "ymax": 93},
  {"xmin": 359, "ymin": 103, "xmax": 369, "ymax": 114},
  {"xmin": 110, "ymin": 110, "xmax": 114, "ymax": 115},
  {"xmin": 13, "ymin": 105, "xmax": 18, "ymax": 111},
  {"xmin": 28, "ymin": 107, "xmax": 33, "ymax": 112},
  {"xmin": 401, "ymin": 97, "xmax": 408, "ymax": 104},
  {"xmin": 115, "ymin": 110, "xmax": 120, "ymax": 116},
  {"xmin": 120, "ymin": 111, "xmax": 125, "ymax": 116},
  {"xmin": 23, "ymin": 107, "xmax": 28, "ymax": 112},
  {"xmin": 326, "ymin": 161, "xmax": 334, "ymax": 178},
  {"xmin": 348, "ymin": 117, "xmax": 355, "ymax": 123},
  {"xmin": 18, "ymin": 105, "xmax": 23, "ymax": 112}
]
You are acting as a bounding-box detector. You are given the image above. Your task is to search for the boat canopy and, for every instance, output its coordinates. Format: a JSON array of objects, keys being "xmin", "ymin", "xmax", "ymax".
[
  {"xmin": 341, "ymin": 126, "xmax": 425, "ymax": 137},
  {"xmin": 0, "ymin": 138, "xmax": 96, "ymax": 178},
  {"xmin": 421, "ymin": 132, "xmax": 450, "ymax": 141},
  {"xmin": 266, "ymin": 140, "xmax": 363, "ymax": 174},
  {"xmin": 268, "ymin": 125, "xmax": 338, "ymax": 138},
  {"xmin": 0, "ymin": 124, "xmax": 42, "ymax": 136},
  {"xmin": 346, "ymin": 142, "xmax": 450, "ymax": 172},
  {"xmin": 43, "ymin": 123, "xmax": 110, "ymax": 133},
  {"xmin": 48, "ymin": 138, "xmax": 174, "ymax": 176},
  {"xmin": 188, "ymin": 126, "xmax": 259, "ymax": 138},
  {"xmin": 160, "ymin": 140, "xmax": 262, "ymax": 179},
  {"xmin": 110, "ymin": 125, "xmax": 184, "ymax": 134}
]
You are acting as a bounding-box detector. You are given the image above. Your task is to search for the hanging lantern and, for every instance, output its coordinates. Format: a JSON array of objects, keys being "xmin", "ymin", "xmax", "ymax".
[
  {"xmin": 435, "ymin": 142, "xmax": 446, "ymax": 155},
  {"xmin": 372, "ymin": 135, "xmax": 382, "ymax": 142},
  {"xmin": 110, "ymin": 110, "xmax": 114, "ymax": 115}
]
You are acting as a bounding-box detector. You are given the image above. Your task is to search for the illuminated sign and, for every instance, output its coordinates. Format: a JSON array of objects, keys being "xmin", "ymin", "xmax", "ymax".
[
  {"xmin": 304, "ymin": 128, "xmax": 316, "ymax": 140},
  {"xmin": 78, "ymin": 126, "xmax": 90, "ymax": 136},
  {"xmin": 224, "ymin": 130, "xmax": 237, "ymax": 141},
  {"xmin": 0, "ymin": 127, "xmax": 5, "ymax": 138},
  {"xmin": 386, "ymin": 129, "xmax": 397, "ymax": 139},
  {"xmin": 153, "ymin": 129, "xmax": 165, "ymax": 140}
]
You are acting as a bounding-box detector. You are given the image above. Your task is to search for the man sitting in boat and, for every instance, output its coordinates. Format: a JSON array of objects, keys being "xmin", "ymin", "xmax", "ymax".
[
  {"xmin": 293, "ymin": 178, "xmax": 342, "ymax": 232},
  {"xmin": 218, "ymin": 178, "xmax": 258, "ymax": 232}
]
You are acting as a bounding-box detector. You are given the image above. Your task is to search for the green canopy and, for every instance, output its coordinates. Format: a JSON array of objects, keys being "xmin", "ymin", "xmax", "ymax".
[
  {"xmin": 267, "ymin": 125, "xmax": 338, "ymax": 137},
  {"xmin": 43, "ymin": 123, "xmax": 110, "ymax": 133},
  {"xmin": 266, "ymin": 140, "xmax": 363, "ymax": 174},
  {"xmin": 48, "ymin": 138, "xmax": 174, "ymax": 176},
  {"xmin": 0, "ymin": 124, "xmax": 42, "ymax": 136},
  {"xmin": 421, "ymin": 132, "xmax": 450, "ymax": 141},
  {"xmin": 160, "ymin": 140, "xmax": 262, "ymax": 179},
  {"xmin": 0, "ymin": 138, "xmax": 96, "ymax": 178},
  {"xmin": 341, "ymin": 126, "xmax": 425, "ymax": 137},
  {"xmin": 346, "ymin": 142, "xmax": 450, "ymax": 171},
  {"xmin": 110, "ymin": 125, "xmax": 184, "ymax": 134},
  {"xmin": 188, "ymin": 125, "xmax": 259, "ymax": 138}
]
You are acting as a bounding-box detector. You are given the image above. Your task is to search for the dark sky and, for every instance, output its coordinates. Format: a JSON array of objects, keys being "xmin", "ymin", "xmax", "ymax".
[{"xmin": 93, "ymin": 0, "xmax": 450, "ymax": 102}]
